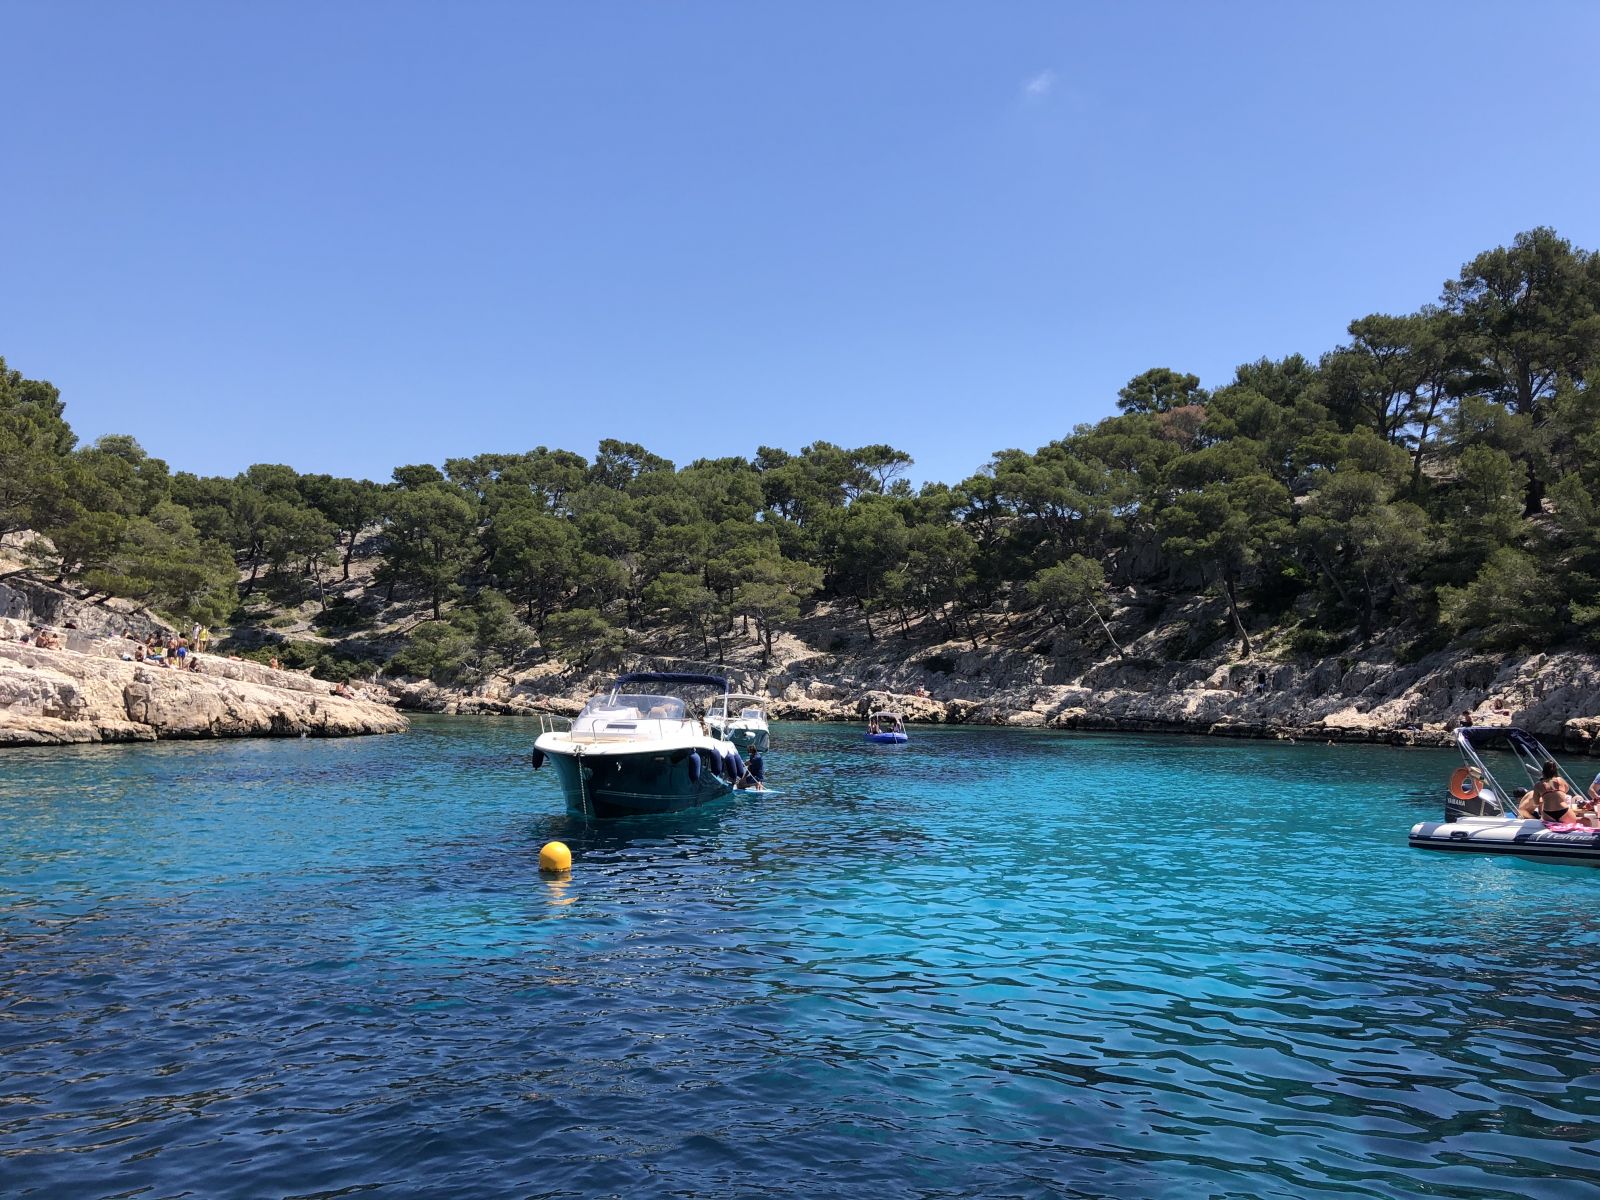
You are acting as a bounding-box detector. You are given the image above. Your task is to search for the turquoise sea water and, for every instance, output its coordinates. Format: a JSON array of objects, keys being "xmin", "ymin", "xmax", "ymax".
[{"xmin": 3, "ymin": 718, "xmax": 1600, "ymax": 1198}]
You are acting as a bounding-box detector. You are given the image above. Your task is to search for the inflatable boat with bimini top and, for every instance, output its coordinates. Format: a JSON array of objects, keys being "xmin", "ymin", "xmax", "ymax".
[
  {"xmin": 1408, "ymin": 726, "xmax": 1600, "ymax": 865},
  {"xmin": 864, "ymin": 710, "xmax": 908, "ymax": 744}
]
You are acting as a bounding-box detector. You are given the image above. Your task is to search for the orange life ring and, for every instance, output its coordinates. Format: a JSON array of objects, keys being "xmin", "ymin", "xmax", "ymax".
[{"xmin": 1449, "ymin": 767, "xmax": 1481, "ymax": 800}]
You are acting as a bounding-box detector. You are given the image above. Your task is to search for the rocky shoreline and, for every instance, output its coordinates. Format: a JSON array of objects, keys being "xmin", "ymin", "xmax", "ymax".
[
  {"xmin": 0, "ymin": 625, "xmax": 406, "ymax": 748},
  {"xmin": 5, "ymin": 570, "xmax": 1598, "ymax": 759},
  {"xmin": 384, "ymin": 641, "xmax": 1600, "ymax": 759}
]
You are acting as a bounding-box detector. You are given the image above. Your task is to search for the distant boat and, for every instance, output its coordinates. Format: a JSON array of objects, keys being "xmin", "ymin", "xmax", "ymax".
[
  {"xmin": 531, "ymin": 672, "xmax": 755, "ymax": 818},
  {"xmin": 1408, "ymin": 725, "xmax": 1600, "ymax": 864},
  {"xmin": 705, "ymin": 692, "xmax": 771, "ymax": 755},
  {"xmin": 864, "ymin": 710, "xmax": 908, "ymax": 744}
]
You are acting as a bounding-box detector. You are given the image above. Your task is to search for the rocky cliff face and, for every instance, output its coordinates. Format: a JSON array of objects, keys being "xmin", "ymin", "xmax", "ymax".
[
  {"xmin": 853, "ymin": 648, "xmax": 1600, "ymax": 756},
  {"xmin": 0, "ymin": 573, "xmax": 407, "ymax": 748},
  {"xmin": 386, "ymin": 627, "xmax": 1600, "ymax": 759},
  {"xmin": 0, "ymin": 628, "xmax": 406, "ymax": 747},
  {"xmin": 10, "ymin": 566, "xmax": 1593, "ymax": 760}
]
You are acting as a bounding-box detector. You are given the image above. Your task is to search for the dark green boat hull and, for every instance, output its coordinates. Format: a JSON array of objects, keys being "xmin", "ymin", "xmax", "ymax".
[{"xmin": 547, "ymin": 747, "xmax": 735, "ymax": 818}]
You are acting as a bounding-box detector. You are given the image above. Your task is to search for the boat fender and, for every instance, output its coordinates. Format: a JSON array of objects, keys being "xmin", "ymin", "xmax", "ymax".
[
  {"xmin": 748, "ymin": 751, "xmax": 764, "ymax": 783},
  {"xmin": 725, "ymin": 750, "xmax": 745, "ymax": 781},
  {"xmin": 687, "ymin": 752, "xmax": 701, "ymax": 783},
  {"xmin": 530, "ymin": 749, "xmax": 545, "ymax": 769},
  {"xmin": 704, "ymin": 748, "xmax": 723, "ymax": 776}
]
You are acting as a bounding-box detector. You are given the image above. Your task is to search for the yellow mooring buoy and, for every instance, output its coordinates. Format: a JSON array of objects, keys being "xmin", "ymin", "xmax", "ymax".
[{"xmin": 539, "ymin": 841, "xmax": 572, "ymax": 874}]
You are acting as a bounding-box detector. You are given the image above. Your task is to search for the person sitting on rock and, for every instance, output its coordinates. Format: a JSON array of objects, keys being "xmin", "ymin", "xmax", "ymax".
[{"xmin": 1519, "ymin": 763, "xmax": 1576, "ymax": 823}]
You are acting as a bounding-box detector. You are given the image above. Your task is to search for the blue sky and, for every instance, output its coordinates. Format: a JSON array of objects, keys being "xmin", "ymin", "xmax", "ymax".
[{"xmin": 4, "ymin": 2, "xmax": 1599, "ymax": 488}]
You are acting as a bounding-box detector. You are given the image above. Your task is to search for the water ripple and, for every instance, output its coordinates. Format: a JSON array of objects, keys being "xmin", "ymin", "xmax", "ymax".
[{"xmin": 3, "ymin": 720, "xmax": 1600, "ymax": 1197}]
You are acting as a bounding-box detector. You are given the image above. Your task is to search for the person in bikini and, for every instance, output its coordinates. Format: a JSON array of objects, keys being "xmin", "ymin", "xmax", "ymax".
[{"xmin": 1519, "ymin": 762, "xmax": 1586, "ymax": 824}]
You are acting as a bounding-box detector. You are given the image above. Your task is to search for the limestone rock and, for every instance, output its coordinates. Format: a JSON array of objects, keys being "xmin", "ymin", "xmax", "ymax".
[
  {"xmin": 0, "ymin": 640, "xmax": 406, "ymax": 747},
  {"xmin": 459, "ymin": 639, "xmax": 1600, "ymax": 757}
]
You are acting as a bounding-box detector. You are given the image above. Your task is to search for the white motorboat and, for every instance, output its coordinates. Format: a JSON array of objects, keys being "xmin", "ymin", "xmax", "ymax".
[
  {"xmin": 1408, "ymin": 725, "xmax": 1600, "ymax": 864},
  {"xmin": 531, "ymin": 672, "xmax": 758, "ymax": 817},
  {"xmin": 705, "ymin": 693, "xmax": 770, "ymax": 756}
]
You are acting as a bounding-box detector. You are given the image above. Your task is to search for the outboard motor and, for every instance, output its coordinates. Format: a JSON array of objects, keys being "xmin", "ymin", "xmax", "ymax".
[
  {"xmin": 1444, "ymin": 779, "xmax": 1512, "ymax": 822},
  {"xmin": 1446, "ymin": 765, "xmax": 1510, "ymax": 821}
]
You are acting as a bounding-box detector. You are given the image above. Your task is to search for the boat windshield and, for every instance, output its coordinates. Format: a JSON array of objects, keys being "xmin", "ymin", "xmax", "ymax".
[{"xmin": 578, "ymin": 693, "xmax": 687, "ymax": 721}]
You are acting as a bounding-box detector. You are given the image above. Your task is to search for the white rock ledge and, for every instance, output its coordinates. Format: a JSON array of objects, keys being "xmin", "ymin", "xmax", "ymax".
[{"xmin": 0, "ymin": 640, "xmax": 408, "ymax": 747}]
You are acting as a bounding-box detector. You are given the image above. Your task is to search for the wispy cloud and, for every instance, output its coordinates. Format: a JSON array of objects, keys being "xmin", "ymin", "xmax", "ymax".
[{"xmin": 1021, "ymin": 69, "xmax": 1056, "ymax": 101}]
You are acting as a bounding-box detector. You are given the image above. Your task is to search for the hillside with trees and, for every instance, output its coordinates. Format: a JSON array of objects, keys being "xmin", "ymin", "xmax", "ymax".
[{"xmin": 4, "ymin": 228, "xmax": 1599, "ymax": 694}]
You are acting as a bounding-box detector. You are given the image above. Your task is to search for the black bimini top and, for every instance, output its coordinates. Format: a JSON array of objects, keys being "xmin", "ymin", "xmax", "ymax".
[
  {"xmin": 1456, "ymin": 725, "xmax": 1546, "ymax": 755},
  {"xmin": 613, "ymin": 672, "xmax": 728, "ymax": 690}
]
